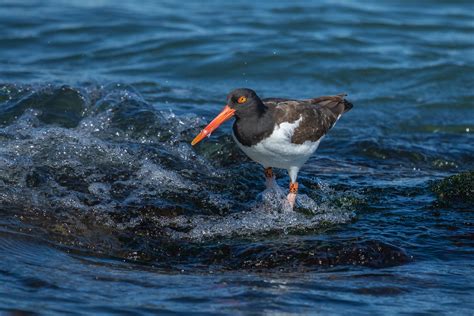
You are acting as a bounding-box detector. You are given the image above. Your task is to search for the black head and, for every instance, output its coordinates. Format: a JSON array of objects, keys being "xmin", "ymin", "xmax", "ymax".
[
  {"xmin": 226, "ymin": 88, "xmax": 265, "ymax": 116},
  {"xmin": 191, "ymin": 88, "xmax": 266, "ymax": 145}
]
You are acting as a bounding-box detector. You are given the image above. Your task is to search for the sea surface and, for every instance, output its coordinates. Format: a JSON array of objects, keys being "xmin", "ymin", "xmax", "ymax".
[{"xmin": 1, "ymin": 0, "xmax": 473, "ymax": 315}]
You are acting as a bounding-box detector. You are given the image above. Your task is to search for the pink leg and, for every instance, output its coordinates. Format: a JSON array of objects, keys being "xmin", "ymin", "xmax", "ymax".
[
  {"xmin": 264, "ymin": 167, "xmax": 276, "ymax": 189},
  {"xmin": 287, "ymin": 182, "xmax": 298, "ymax": 208}
]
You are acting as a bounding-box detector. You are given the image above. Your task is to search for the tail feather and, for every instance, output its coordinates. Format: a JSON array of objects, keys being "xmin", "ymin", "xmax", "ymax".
[
  {"xmin": 310, "ymin": 93, "xmax": 353, "ymax": 117},
  {"xmin": 342, "ymin": 98, "xmax": 353, "ymax": 113}
]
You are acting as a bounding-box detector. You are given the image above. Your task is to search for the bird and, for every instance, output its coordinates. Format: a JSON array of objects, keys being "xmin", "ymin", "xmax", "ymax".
[{"xmin": 191, "ymin": 88, "xmax": 353, "ymax": 208}]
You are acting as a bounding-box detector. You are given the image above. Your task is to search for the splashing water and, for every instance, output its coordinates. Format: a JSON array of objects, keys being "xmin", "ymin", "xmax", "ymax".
[{"xmin": 0, "ymin": 84, "xmax": 356, "ymax": 252}]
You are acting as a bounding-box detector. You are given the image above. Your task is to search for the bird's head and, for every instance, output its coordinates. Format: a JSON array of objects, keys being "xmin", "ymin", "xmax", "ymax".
[
  {"xmin": 226, "ymin": 88, "xmax": 261, "ymax": 113},
  {"xmin": 191, "ymin": 88, "xmax": 263, "ymax": 146}
]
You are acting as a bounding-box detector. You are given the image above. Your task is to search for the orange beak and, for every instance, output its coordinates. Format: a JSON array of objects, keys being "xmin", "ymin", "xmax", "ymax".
[{"xmin": 191, "ymin": 105, "xmax": 236, "ymax": 146}]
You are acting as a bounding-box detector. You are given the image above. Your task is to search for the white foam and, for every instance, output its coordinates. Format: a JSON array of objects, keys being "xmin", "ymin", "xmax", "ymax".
[{"xmin": 159, "ymin": 182, "xmax": 354, "ymax": 242}]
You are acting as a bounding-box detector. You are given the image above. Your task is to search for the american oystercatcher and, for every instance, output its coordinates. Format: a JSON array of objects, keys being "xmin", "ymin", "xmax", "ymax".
[{"xmin": 191, "ymin": 88, "xmax": 353, "ymax": 208}]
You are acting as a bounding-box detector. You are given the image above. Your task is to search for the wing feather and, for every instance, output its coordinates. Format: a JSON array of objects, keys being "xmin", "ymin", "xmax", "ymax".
[{"xmin": 264, "ymin": 94, "xmax": 352, "ymax": 144}]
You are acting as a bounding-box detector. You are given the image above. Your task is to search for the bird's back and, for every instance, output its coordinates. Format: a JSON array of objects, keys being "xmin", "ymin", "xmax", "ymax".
[{"xmin": 263, "ymin": 94, "xmax": 353, "ymax": 144}]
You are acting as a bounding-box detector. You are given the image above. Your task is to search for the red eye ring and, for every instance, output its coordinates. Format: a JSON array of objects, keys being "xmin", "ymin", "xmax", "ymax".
[{"xmin": 237, "ymin": 96, "xmax": 247, "ymax": 104}]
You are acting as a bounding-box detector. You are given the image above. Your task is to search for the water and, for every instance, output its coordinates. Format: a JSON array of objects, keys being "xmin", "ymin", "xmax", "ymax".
[{"xmin": 1, "ymin": 0, "xmax": 473, "ymax": 314}]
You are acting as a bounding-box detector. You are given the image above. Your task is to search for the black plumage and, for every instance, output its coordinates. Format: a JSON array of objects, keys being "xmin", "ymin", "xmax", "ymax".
[{"xmin": 228, "ymin": 89, "xmax": 353, "ymax": 147}]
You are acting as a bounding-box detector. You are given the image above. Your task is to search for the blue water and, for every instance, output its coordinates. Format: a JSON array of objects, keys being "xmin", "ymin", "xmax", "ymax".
[{"xmin": 1, "ymin": 0, "xmax": 473, "ymax": 314}]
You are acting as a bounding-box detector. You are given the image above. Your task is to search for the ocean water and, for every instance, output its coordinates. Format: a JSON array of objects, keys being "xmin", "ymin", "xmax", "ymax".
[{"xmin": 1, "ymin": 0, "xmax": 473, "ymax": 314}]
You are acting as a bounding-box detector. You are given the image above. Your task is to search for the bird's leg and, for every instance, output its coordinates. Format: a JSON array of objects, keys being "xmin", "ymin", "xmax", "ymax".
[
  {"xmin": 264, "ymin": 167, "xmax": 276, "ymax": 189},
  {"xmin": 287, "ymin": 182, "xmax": 298, "ymax": 208},
  {"xmin": 286, "ymin": 167, "xmax": 299, "ymax": 209}
]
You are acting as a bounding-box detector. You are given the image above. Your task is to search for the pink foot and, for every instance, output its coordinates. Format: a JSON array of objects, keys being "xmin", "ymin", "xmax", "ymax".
[
  {"xmin": 287, "ymin": 193, "xmax": 296, "ymax": 209},
  {"xmin": 286, "ymin": 181, "xmax": 298, "ymax": 210},
  {"xmin": 265, "ymin": 176, "xmax": 277, "ymax": 189}
]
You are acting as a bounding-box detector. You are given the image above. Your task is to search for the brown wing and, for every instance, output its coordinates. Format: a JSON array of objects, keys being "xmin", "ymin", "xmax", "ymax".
[{"xmin": 264, "ymin": 94, "xmax": 352, "ymax": 144}]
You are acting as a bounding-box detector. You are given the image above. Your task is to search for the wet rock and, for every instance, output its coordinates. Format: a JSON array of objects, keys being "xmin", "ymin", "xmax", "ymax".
[
  {"xmin": 194, "ymin": 239, "xmax": 411, "ymax": 271},
  {"xmin": 431, "ymin": 171, "xmax": 474, "ymax": 208},
  {"xmin": 0, "ymin": 83, "xmax": 367, "ymax": 273}
]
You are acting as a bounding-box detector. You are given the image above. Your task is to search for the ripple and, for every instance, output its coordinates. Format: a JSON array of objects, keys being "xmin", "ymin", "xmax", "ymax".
[{"xmin": 0, "ymin": 0, "xmax": 473, "ymax": 313}]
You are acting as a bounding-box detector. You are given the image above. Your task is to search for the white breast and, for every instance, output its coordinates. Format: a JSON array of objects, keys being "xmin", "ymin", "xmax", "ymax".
[{"xmin": 232, "ymin": 116, "xmax": 322, "ymax": 170}]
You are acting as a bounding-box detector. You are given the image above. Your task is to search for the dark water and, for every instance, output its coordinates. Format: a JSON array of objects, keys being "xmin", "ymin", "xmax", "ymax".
[{"xmin": 1, "ymin": 0, "xmax": 473, "ymax": 314}]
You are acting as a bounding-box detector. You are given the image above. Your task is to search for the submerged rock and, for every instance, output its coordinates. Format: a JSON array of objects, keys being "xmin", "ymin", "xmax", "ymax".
[
  {"xmin": 431, "ymin": 171, "xmax": 474, "ymax": 208},
  {"xmin": 214, "ymin": 239, "xmax": 411, "ymax": 271},
  {"xmin": 0, "ymin": 83, "xmax": 366, "ymax": 273}
]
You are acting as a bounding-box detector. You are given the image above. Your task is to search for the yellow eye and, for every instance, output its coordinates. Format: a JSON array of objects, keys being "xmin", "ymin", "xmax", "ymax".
[{"xmin": 237, "ymin": 96, "xmax": 247, "ymax": 104}]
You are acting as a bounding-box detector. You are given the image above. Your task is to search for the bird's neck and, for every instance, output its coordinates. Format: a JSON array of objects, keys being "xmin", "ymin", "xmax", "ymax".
[{"xmin": 233, "ymin": 102, "xmax": 274, "ymax": 146}]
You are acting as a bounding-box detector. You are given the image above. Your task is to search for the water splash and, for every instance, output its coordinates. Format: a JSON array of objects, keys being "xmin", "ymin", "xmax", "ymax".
[{"xmin": 0, "ymin": 83, "xmax": 358, "ymax": 258}]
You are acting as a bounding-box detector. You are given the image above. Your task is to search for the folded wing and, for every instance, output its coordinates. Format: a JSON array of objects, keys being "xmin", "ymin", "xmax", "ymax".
[{"xmin": 263, "ymin": 94, "xmax": 353, "ymax": 144}]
